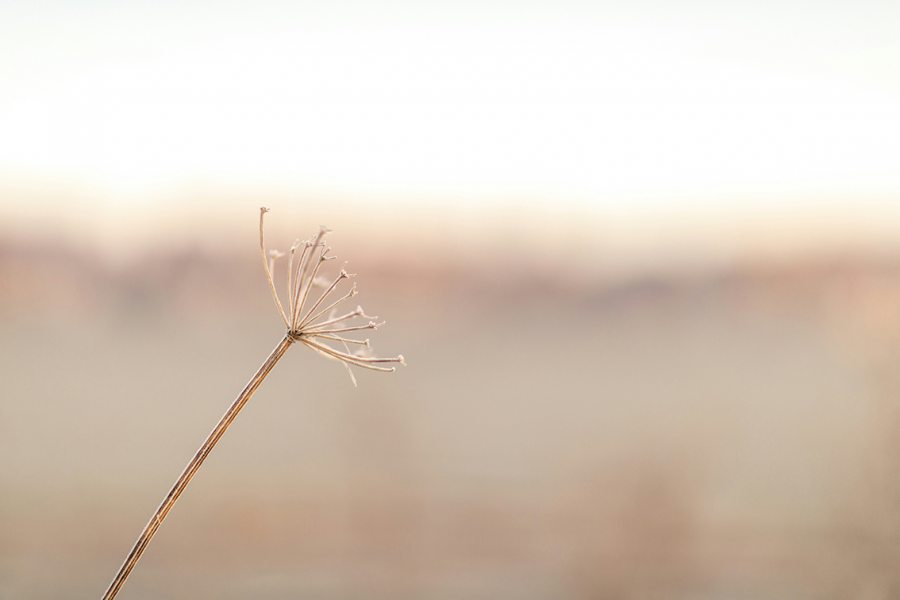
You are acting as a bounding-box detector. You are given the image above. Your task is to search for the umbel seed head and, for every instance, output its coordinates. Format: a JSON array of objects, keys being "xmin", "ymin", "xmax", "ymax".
[{"xmin": 259, "ymin": 207, "xmax": 406, "ymax": 386}]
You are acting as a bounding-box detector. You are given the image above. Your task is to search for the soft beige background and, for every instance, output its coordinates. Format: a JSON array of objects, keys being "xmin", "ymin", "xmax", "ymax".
[{"xmin": 4, "ymin": 1, "xmax": 900, "ymax": 598}]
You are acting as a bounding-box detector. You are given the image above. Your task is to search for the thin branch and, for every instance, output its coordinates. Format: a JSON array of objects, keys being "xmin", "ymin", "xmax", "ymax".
[
  {"xmin": 101, "ymin": 335, "xmax": 295, "ymax": 600},
  {"xmin": 259, "ymin": 208, "xmax": 289, "ymax": 327},
  {"xmin": 302, "ymin": 320, "xmax": 385, "ymax": 335},
  {"xmin": 300, "ymin": 337, "xmax": 397, "ymax": 372},
  {"xmin": 312, "ymin": 333, "xmax": 370, "ymax": 346},
  {"xmin": 291, "ymin": 228, "xmax": 330, "ymax": 328},
  {"xmin": 298, "ymin": 273, "xmax": 354, "ymax": 329}
]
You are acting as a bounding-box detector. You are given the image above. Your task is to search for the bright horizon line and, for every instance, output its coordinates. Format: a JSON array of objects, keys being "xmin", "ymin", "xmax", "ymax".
[{"xmin": 4, "ymin": 192, "xmax": 900, "ymax": 277}]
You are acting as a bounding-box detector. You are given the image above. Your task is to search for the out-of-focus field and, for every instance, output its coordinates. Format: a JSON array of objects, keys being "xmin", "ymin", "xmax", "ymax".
[{"xmin": 4, "ymin": 237, "xmax": 900, "ymax": 599}]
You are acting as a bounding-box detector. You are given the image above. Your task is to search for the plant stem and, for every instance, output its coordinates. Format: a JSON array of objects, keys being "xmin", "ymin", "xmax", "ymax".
[{"xmin": 102, "ymin": 334, "xmax": 295, "ymax": 600}]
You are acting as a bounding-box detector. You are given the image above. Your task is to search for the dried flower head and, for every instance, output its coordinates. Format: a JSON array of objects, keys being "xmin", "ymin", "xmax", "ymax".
[
  {"xmin": 259, "ymin": 207, "xmax": 405, "ymax": 385},
  {"xmin": 102, "ymin": 208, "xmax": 407, "ymax": 600}
]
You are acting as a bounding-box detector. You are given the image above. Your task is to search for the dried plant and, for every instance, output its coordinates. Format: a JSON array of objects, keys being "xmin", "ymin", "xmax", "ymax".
[{"xmin": 102, "ymin": 208, "xmax": 404, "ymax": 599}]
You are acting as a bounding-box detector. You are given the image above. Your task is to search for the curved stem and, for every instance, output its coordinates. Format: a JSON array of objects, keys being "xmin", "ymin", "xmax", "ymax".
[{"xmin": 102, "ymin": 334, "xmax": 294, "ymax": 599}]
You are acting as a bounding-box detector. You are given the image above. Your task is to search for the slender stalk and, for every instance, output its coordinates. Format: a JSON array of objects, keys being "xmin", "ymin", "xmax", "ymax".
[{"xmin": 102, "ymin": 334, "xmax": 295, "ymax": 600}]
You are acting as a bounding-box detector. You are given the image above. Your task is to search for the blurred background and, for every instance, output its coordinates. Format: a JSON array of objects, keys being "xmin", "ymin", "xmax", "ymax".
[{"xmin": 4, "ymin": 1, "xmax": 900, "ymax": 598}]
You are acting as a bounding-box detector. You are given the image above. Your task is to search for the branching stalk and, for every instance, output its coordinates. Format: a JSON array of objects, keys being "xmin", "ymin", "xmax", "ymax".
[{"xmin": 103, "ymin": 208, "xmax": 404, "ymax": 597}]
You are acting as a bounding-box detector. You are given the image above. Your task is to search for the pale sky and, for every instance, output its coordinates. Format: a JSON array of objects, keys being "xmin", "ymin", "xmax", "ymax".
[{"xmin": 2, "ymin": 1, "xmax": 900, "ymax": 253}]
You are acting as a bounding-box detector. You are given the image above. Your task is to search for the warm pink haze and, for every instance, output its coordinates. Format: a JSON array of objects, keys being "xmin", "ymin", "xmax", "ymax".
[{"xmin": 4, "ymin": 1, "xmax": 900, "ymax": 599}]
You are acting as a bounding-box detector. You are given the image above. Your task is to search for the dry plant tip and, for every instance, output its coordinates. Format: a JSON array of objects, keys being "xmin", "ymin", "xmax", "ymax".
[{"xmin": 102, "ymin": 208, "xmax": 405, "ymax": 600}]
